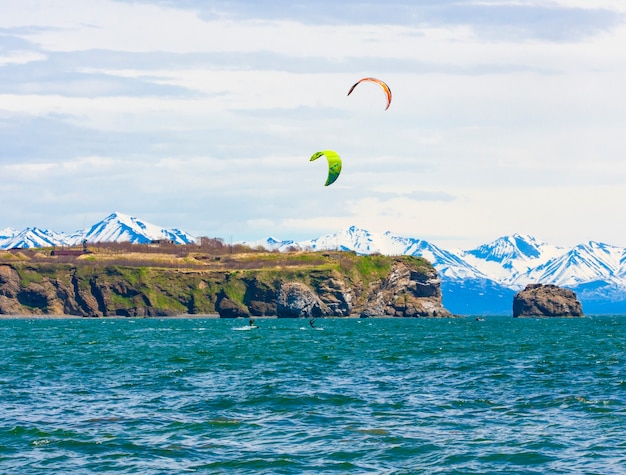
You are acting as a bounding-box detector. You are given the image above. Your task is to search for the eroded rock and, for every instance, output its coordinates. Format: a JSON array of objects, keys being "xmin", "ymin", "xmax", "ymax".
[
  {"xmin": 277, "ymin": 282, "xmax": 327, "ymax": 318},
  {"xmin": 360, "ymin": 261, "xmax": 451, "ymax": 318}
]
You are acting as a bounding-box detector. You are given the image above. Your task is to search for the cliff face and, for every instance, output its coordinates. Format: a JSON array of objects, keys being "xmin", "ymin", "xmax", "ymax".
[
  {"xmin": 360, "ymin": 260, "xmax": 450, "ymax": 318},
  {"xmin": 513, "ymin": 283, "xmax": 583, "ymax": 317},
  {"xmin": 0, "ymin": 252, "xmax": 451, "ymax": 318}
]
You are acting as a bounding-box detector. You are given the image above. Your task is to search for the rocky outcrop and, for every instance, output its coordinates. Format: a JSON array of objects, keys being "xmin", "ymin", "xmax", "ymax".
[
  {"xmin": 216, "ymin": 290, "xmax": 250, "ymax": 318},
  {"xmin": 277, "ymin": 282, "xmax": 327, "ymax": 318},
  {"xmin": 513, "ymin": 283, "xmax": 583, "ymax": 317},
  {"xmin": 310, "ymin": 273, "xmax": 354, "ymax": 316},
  {"xmin": 250, "ymin": 259, "xmax": 450, "ymax": 318},
  {"xmin": 0, "ymin": 253, "xmax": 452, "ymax": 318},
  {"xmin": 360, "ymin": 260, "xmax": 451, "ymax": 318},
  {"xmin": 243, "ymin": 277, "xmax": 278, "ymax": 316},
  {"xmin": 0, "ymin": 265, "xmax": 67, "ymax": 315}
]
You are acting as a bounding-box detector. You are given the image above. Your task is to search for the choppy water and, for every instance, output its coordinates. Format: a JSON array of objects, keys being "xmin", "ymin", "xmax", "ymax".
[{"xmin": 1, "ymin": 316, "xmax": 625, "ymax": 474}]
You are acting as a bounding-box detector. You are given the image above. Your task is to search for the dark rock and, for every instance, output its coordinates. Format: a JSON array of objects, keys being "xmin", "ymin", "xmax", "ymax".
[
  {"xmin": 0, "ymin": 265, "xmax": 23, "ymax": 314},
  {"xmin": 311, "ymin": 274, "xmax": 353, "ymax": 316},
  {"xmin": 277, "ymin": 282, "xmax": 327, "ymax": 318},
  {"xmin": 216, "ymin": 290, "xmax": 250, "ymax": 318},
  {"xmin": 243, "ymin": 277, "xmax": 278, "ymax": 316},
  {"xmin": 513, "ymin": 283, "xmax": 583, "ymax": 317}
]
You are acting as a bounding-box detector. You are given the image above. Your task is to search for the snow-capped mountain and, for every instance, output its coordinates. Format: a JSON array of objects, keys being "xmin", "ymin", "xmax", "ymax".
[
  {"xmin": 71, "ymin": 212, "xmax": 195, "ymax": 245},
  {"xmin": 463, "ymin": 234, "xmax": 564, "ymax": 285},
  {"xmin": 0, "ymin": 212, "xmax": 195, "ymax": 249},
  {"xmin": 525, "ymin": 241, "xmax": 626, "ymax": 288},
  {"xmin": 302, "ymin": 226, "xmax": 381, "ymax": 254},
  {"xmin": 1, "ymin": 227, "xmax": 69, "ymax": 249},
  {"xmin": 0, "ymin": 227, "xmax": 17, "ymax": 240},
  {"xmin": 251, "ymin": 226, "xmax": 384, "ymax": 254}
]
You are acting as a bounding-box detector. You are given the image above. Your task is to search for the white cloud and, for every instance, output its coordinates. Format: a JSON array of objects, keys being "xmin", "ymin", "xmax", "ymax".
[
  {"xmin": 0, "ymin": 50, "xmax": 47, "ymax": 66},
  {"xmin": 4, "ymin": 162, "xmax": 56, "ymax": 174},
  {"xmin": 1, "ymin": 0, "xmax": 626, "ymax": 248}
]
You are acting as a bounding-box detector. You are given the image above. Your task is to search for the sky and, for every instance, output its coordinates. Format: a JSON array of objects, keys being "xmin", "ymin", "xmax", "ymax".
[{"xmin": 2, "ymin": 0, "xmax": 626, "ymax": 249}]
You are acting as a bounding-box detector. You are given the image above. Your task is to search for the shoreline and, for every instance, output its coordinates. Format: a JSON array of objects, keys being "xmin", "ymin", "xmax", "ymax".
[
  {"xmin": 0, "ymin": 314, "xmax": 389, "ymax": 320},
  {"xmin": 0, "ymin": 313, "xmax": 221, "ymax": 320}
]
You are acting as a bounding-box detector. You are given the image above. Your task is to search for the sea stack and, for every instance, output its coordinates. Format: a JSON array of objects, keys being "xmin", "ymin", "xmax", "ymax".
[{"xmin": 512, "ymin": 283, "xmax": 583, "ymax": 317}]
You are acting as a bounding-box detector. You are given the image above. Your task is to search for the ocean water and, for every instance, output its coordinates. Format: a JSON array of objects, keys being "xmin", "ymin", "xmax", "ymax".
[{"xmin": 1, "ymin": 316, "xmax": 625, "ymax": 474}]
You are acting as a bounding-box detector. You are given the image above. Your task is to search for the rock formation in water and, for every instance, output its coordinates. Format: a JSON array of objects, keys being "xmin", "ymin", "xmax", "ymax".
[
  {"xmin": 0, "ymin": 252, "xmax": 451, "ymax": 318},
  {"xmin": 512, "ymin": 283, "xmax": 583, "ymax": 317}
]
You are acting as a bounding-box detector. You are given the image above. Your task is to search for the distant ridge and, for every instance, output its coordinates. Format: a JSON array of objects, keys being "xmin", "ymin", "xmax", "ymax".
[{"xmin": 0, "ymin": 212, "xmax": 195, "ymax": 249}]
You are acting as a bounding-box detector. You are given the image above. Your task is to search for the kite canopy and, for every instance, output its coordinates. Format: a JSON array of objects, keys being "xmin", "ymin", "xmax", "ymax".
[
  {"xmin": 310, "ymin": 150, "xmax": 342, "ymax": 186},
  {"xmin": 347, "ymin": 77, "xmax": 392, "ymax": 110}
]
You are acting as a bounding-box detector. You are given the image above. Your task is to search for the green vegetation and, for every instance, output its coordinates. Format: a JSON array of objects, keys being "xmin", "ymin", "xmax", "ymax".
[
  {"xmin": 354, "ymin": 254, "xmax": 392, "ymax": 280},
  {"xmin": 221, "ymin": 275, "xmax": 248, "ymax": 305},
  {"xmin": 15, "ymin": 266, "xmax": 44, "ymax": 286}
]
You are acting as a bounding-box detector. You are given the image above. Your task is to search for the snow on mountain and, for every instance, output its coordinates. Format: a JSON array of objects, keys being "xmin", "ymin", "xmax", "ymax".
[
  {"xmin": 617, "ymin": 252, "xmax": 626, "ymax": 280},
  {"xmin": 163, "ymin": 228, "xmax": 196, "ymax": 245},
  {"xmin": 253, "ymin": 227, "xmax": 576, "ymax": 286},
  {"xmin": 247, "ymin": 227, "xmax": 409, "ymax": 255},
  {"xmin": 0, "ymin": 227, "xmax": 17, "ymax": 239},
  {"xmin": 524, "ymin": 241, "xmax": 625, "ymax": 288},
  {"xmin": 298, "ymin": 226, "xmax": 381, "ymax": 254},
  {"xmin": 1, "ymin": 227, "xmax": 68, "ymax": 249},
  {"xmin": 261, "ymin": 227, "xmax": 564, "ymax": 283},
  {"xmin": 462, "ymin": 233, "xmax": 564, "ymax": 284},
  {"xmin": 0, "ymin": 212, "xmax": 196, "ymax": 249},
  {"xmin": 243, "ymin": 237, "xmax": 300, "ymax": 252},
  {"xmin": 0, "ymin": 227, "xmax": 18, "ymax": 249},
  {"xmin": 467, "ymin": 233, "xmax": 547, "ymax": 263},
  {"xmin": 69, "ymin": 212, "xmax": 196, "ymax": 245}
]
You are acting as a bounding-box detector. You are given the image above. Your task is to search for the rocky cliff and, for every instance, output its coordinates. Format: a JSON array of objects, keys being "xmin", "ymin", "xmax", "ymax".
[
  {"xmin": 512, "ymin": 283, "xmax": 583, "ymax": 317},
  {"xmin": 0, "ymin": 250, "xmax": 451, "ymax": 318}
]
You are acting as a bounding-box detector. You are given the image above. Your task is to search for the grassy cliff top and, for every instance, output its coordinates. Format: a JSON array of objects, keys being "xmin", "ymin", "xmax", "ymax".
[{"xmin": 0, "ymin": 242, "xmax": 434, "ymax": 283}]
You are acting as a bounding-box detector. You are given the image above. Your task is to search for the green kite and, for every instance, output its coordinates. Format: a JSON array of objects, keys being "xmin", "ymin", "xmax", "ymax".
[{"xmin": 310, "ymin": 150, "xmax": 342, "ymax": 186}]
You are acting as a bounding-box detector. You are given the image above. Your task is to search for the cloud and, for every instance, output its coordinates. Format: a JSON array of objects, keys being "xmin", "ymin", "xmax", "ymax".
[
  {"xmin": 112, "ymin": 0, "xmax": 625, "ymax": 42},
  {"xmin": 0, "ymin": 58, "xmax": 200, "ymax": 97},
  {"xmin": 422, "ymin": 2, "xmax": 623, "ymax": 41},
  {"xmin": 0, "ymin": 113, "xmax": 155, "ymax": 162},
  {"xmin": 1, "ymin": 0, "xmax": 626, "ymax": 248}
]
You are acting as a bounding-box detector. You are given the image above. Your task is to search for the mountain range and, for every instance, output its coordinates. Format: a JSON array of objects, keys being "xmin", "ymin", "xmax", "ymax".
[
  {"xmin": 0, "ymin": 212, "xmax": 195, "ymax": 249},
  {"xmin": 2, "ymin": 213, "xmax": 626, "ymax": 315}
]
